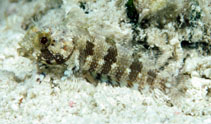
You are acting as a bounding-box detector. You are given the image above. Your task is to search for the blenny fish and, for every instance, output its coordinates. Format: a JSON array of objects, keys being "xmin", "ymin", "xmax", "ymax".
[{"xmin": 18, "ymin": 27, "xmax": 168, "ymax": 91}]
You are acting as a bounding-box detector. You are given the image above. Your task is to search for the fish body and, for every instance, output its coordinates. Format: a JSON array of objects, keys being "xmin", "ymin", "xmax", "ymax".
[{"xmin": 18, "ymin": 27, "xmax": 163, "ymax": 91}]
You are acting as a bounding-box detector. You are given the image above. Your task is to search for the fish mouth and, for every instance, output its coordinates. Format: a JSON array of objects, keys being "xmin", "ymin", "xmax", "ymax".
[{"xmin": 38, "ymin": 45, "xmax": 75, "ymax": 65}]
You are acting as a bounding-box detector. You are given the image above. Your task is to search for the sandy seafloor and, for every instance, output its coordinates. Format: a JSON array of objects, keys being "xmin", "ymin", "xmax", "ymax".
[{"xmin": 0, "ymin": 0, "xmax": 211, "ymax": 124}]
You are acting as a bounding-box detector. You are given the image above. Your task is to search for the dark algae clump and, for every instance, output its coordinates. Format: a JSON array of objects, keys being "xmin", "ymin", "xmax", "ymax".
[{"xmin": 125, "ymin": 0, "xmax": 139, "ymax": 25}]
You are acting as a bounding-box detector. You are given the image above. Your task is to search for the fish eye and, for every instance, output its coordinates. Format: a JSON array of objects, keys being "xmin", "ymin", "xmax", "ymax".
[
  {"xmin": 40, "ymin": 37, "xmax": 49, "ymax": 44},
  {"xmin": 35, "ymin": 32, "xmax": 52, "ymax": 48}
]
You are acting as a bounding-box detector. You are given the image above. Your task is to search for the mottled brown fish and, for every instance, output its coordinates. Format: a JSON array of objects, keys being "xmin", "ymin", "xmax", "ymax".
[{"xmin": 18, "ymin": 27, "xmax": 165, "ymax": 91}]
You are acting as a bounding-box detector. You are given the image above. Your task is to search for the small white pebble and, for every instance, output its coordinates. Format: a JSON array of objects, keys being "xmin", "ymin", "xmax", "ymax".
[
  {"xmin": 11, "ymin": 104, "xmax": 19, "ymax": 111},
  {"xmin": 165, "ymin": 83, "xmax": 172, "ymax": 88},
  {"xmin": 61, "ymin": 76, "xmax": 67, "ymax": 81},
  {"xmin": 39, "ymin": 74, "xmax": 45, "ymax": 81},
  {"xmin": 64, "ymin": 69, "xmax": 72, "ymax": 77}
]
